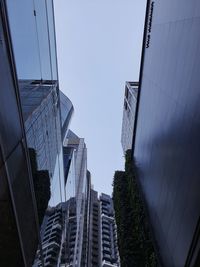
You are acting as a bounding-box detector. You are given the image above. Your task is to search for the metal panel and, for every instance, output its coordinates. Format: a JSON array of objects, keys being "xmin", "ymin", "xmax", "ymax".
[{"xmin": 134, "ymin": 0, "xmax": 200, "ymax": 266}]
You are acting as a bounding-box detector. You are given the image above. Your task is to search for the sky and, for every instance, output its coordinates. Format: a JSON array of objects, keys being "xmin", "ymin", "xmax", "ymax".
[{"xmin": 54, "ymin": 0, "xmax": 146, "ymax": 195}]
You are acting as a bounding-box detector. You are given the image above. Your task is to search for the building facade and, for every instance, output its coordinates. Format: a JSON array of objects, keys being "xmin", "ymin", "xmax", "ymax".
[
  {"xmin": 19, "ymin": 80, "xmax": 73, "ymax": 178},
  {"xmin": 87, "ymin": 189, "xmax": 101, "ymax": 267},
  {"xmin": 132, "ymin": 0, "xmax": 200, "ymax": 266},
  {"xmin": 33, "ymin": 200, "xmax": 77, "ymax": 267},
  {"xmin": 36, "ymin": 192, "xmax": 120, "ymax": 267},
  {"xmin": 0, "ymin": 1, "xmax": 122, "ymax": 266},
  {"xmin": 19, "ymin": 80, "xmax": 61, "ymax": 178},
  {"xmin": 34, "ymin": 130, "xmax": 89, "ymax": 267},
  {"xmin": 64, "ymin": 130, "xmax": 88, "ymax": 267},
  {"xmin": 0, "ymin": 0, "xmax": 73, "ymax": 266},
  {"xmin": 60, "ymin": 91, "xmax": 74, "ymax": 141},
  {"xmin": 0, "ymin": 3, "xmax": 40, "ymax": 266},
  {"xmin": 35, "ymin": 148, "xmax": 120, "ymax": 267},
  {"xmin": 121, "ymin": 82, "xmax": 138, "ymax": 154},
  {"xmin": 99, "ymin": 194, "xmax": 120, "ymax": 267}
]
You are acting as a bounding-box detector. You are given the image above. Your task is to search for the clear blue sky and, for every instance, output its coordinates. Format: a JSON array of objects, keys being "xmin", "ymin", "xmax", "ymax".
[{"xmin": 54, "ymin": 0, "xmax": 146, "ymax": 195}]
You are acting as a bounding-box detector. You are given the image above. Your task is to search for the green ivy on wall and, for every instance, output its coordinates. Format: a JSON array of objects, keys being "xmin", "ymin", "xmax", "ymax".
[{"xmin": 113, "ymin": 150, "xmax": 157, "ymax": 267}]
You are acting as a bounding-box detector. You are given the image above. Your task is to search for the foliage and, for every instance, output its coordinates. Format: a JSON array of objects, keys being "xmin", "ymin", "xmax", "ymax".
[
  {"xmin": 29, "ymin": 148, "xmax": 51, "ymax": 226},
  {"xmin": 113, "ymin": 150, "xmax": 157, "ymax": 267},
  {"xmin": 0, "ymin": 194, "xmax": 24, "ymax": 266}
]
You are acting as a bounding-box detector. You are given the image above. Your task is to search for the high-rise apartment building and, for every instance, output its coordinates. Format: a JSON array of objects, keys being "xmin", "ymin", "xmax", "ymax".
[
  {"xmin": 121, "ymin": 82, "xmax": 138, "ymax": 154},
  {"xmin": 87, "ymin": 190, "xmax": 120, "ymax": 267},
  {"xmin": 34, "ymin": 130, "xmax": 88, "ymax": 267},
  {"xmin": 37, "ymin": 191, "xmax": 120, "ymax": 267},
  {"xmin": 35, "ymin": 131, "xmax": 120, "ymax": 267},
  {"xmin": 33, "ymin": 200, "xmax": 76, "ymax": 267},
  {"xmin": 129, "ymin": 0, "xmax": 200, "ymax": 266},
  {"xmin": 99, "ymin": 194, "xmax": 120, "ymax": 267},
  {"xmin": 87, "ymin": 189, "xmax": 101, "ymax": 267}
]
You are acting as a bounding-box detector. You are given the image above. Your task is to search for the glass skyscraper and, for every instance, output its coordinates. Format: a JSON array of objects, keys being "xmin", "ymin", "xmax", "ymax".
[
  {"xmin": 0, "ymin": 1, "xmax": 74, "ymax": 266},
  {"xmin": 0, "ymin": 1, "xmax": 120, "ymax": 266},
  {"xmin": 34, "ymin": 130, "xmax": 89, "ymax": 267},
  {"xmin": 19, "ymin": 79, "xmax": 61, "ymax": 178}
]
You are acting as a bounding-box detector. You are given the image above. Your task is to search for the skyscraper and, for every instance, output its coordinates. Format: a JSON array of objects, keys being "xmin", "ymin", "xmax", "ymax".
[
  {"xmin": 19, "ymin": 80, "xmax": 73, "ymax": 177},
  {"xmin": 87, "ymin": 189, "xmax": 101, "ymax": 267},
  {"xmin": 0, "ymin": 1, "xmax": 73, "ymax": 266},
  {"xmin": 63, "ymin": 130, "xmax": 88, "ymax": 267},
  {"xmin": 99, "ymin": 194, "xmax": 120, "ymax": 267},
  {"xmin": 34, "ymin": 130, "xmax": 88, "ymax": 267},
  {"xmin": 130, "ymin": 0, "xmax": 200, "ymax": 266},
  {"xmin": 35, "ymin": 129, "xmax": 120, "ymax": 267},
  {"xmin": 0, "ymin": 2, "xmax": 43, "ymax": 266},
  {"xmin": 121, "ymin": 82, "xmax": 138, "ymax": 154},
  {"xmin": 87, "ymin": 190, "xmax": 121, "ymax": 267},
  {"xmin": 60, "ymin": 90, "xmax": 74, "ymax": 141},
  {"xmin": 36, "ymin": 190, "xmax": 120, "ymax": 267},
  {"xmin": 33, "ymin": 200, "xmax": 76, "ymax": 267}
]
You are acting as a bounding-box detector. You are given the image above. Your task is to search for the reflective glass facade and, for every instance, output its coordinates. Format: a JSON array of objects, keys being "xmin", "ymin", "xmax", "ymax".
[
  {"xmin": 0, "ymin": 1, "xmax": 74, "ymax": 266},
  {"xmin": 0, "ymin": 2, "xmax": 40, "ymax": 266},
  {"xmin": 19, "ymin": 79, "xmax": 61, "ymax": 178},
  {"xmin": 6, "ymin": 0, "xmax": 58, "ymax": 80},
  {"xmin": 65, "ymin": 132, "xmax": 88, "ymax": 267},
  {"xmin": 60, "ymin": 91, "xmax": 74, "ymax": 141}
]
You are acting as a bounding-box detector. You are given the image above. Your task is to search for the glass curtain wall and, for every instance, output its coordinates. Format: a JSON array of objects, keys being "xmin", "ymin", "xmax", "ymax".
[
  {"xmin": 5, "ymin": 1, "xmax": 64, "ymax": 266},
  {"xmin": 58, "ymin": 132, "xmax": 89, "ymax": 267},
  {"xmin": 6, "ymin": 0, "xmax": 57, "ymax": 80}
]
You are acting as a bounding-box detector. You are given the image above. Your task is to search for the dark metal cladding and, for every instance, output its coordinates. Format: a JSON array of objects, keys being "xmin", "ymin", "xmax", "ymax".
[{"xmin": 133, "ymin": 0, "xmax": 200, "ymax": 266}]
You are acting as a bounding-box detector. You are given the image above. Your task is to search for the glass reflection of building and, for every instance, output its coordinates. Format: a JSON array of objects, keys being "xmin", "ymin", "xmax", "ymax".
[{"xmin": 0, "ymin": 1, "xmax": 73, "ymax": 266}]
